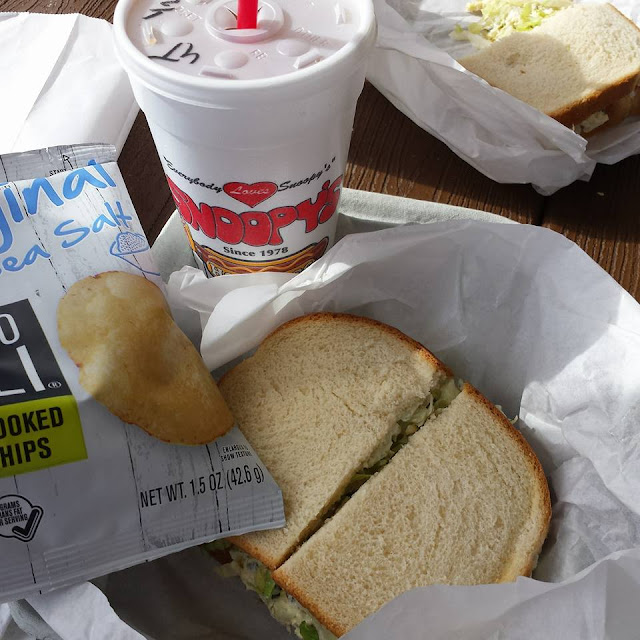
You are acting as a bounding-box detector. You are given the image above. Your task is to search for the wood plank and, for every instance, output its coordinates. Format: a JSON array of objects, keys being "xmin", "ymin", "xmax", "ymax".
[
  {"xmin": 346, "ymin": 84, "xmax": 544, "ymax": 225},
  {"xmin": 542, "ymin": 156, "xmax": 640, "ymax": 301},
  {"xmin": 3, "ymin": 0, "xmax": 115, "ymax": 19},
  {"xmin": 0, "ymin": 0, "xmax": 116, "ymax": 22},
  {"xmin": 118, "ymin": 113, "xmax": 176, "ymax": 243}
]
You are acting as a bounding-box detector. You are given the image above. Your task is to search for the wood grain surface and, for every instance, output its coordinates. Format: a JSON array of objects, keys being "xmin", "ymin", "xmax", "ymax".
[{"xmin": 7, "ymin": 0, "xmax": 640, "ymax": 300}]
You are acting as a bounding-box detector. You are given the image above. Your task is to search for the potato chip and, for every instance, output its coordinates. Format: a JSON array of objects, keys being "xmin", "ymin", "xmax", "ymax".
[{"xmin": 57, "ymin": 271, "xmax": 234, "ymax": 444}]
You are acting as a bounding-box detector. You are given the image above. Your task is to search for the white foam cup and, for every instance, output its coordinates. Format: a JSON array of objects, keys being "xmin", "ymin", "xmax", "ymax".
[{"xmin": 113, "ymin": 0, "xmax": 376, "ymax": 275}]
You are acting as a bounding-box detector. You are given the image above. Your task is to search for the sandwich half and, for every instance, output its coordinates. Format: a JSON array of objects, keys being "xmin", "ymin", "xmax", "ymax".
[
  {"xmin": 460, "ymin": 3, "xmax": 640, "ymax": 135},
  {"xmin": 272, "ymin": 383, "xmax": 551, "ymax": 637},
  {"xmin": 220, "ymin": 313, "xmax": 454, "ymax": 570}
]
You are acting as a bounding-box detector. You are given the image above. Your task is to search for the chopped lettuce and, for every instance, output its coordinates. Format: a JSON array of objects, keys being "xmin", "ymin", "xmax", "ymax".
[
  {"xmin": 203, "ymin": 539, "xmax": 232, "ymax": 552},
  {"xmin": 255, "ymin": 565, "xmax": 280, "ymax": 598},
  {"xmin": 344, "ymin": 472, "xmax": 372, "ymax": 495},
  {"xmin": 221, "ymin": 549, "xmax": 336, "ymax": 640},
  {"xmin": 299, "ymin": 621, "xmax": 320, "ymax": 640},
  {"xmin": 451, "ymin": 0, "xmax": 573, "ymax": 47}
]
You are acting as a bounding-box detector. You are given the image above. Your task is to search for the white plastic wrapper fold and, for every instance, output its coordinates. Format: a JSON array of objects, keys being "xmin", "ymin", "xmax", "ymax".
[
  {"xmin": 164, "ymin": 215, "xmax": 640, "ymax": 637},
  {"xmin": 365, "ymin": 0, "xmax": 640, "ymax": 194},
  {"xmin": 0, "ymin": 13, "xmax": 138, "ymax": 155},
  {"xmin": 0, "ymin": 144, "xmax": 283, "ymax": 604}
]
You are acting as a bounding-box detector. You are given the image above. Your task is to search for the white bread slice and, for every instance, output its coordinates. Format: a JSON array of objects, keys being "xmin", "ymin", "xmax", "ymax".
[
  {"xmin": 460, "ymin": 3, "xmax": 640, "ymax": 128},
  {"xmin": 220, "ymin": 313, "xmax": 450, "ymax": 570},
  {"xmin": 273, "ymin": 383, "xmax": 551, "ymax": 637}
]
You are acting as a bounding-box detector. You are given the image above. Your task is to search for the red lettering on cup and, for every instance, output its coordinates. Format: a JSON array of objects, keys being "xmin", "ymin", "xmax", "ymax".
[
  {"xmin": 297, "ymin": 182, "xmax": 329, "ymax": 233},
  {"xmin": 318, "ymin": 176, "xmax": 342, "ymax": 224},
  {"xmin": 213, "ymin": 207, "xmax": 244, "ymax": 244},
  {"xmin": 241, "ymin": 211, "xmax": 272, "ymax": 246},
  {"xmin": 268, "ymin": 207, "xmax": 297, "ymax": 244}
]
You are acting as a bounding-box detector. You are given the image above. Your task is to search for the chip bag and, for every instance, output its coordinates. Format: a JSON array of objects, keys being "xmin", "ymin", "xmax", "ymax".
[{"xmin": 0, "ymin": 144, "xmax": 284, "ymax": 603}]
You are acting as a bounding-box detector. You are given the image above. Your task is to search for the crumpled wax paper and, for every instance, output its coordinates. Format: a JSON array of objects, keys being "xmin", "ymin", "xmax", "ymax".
[
  {"xmin": 160, "ymin": 216, "xmax": 640, "ymax": 638},
  {"xmin": 365, "ymin": 0, "xmax": 640, "ymax": 194},
  {"xmin": 0, "ymin": 13, "xmax": 137, "ymax": 155}
]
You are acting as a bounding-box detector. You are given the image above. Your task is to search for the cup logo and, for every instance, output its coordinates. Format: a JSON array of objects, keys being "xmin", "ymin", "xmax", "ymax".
[
  {"xmin": 223, "ymin": 182, "xmax": 278, "ymax": 208},
  {"xmin": 169, "ymin": 176, "xmax": 341, "ymax": 247},
  {"xmin": 167, "ymin": 167, "xmax": 341, "ymax": 276}
]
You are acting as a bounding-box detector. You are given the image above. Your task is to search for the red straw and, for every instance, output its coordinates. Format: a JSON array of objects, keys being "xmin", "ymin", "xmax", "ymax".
[{"xmin": 237, "ymin": 0, "xmax": 258, "ymax": 29}]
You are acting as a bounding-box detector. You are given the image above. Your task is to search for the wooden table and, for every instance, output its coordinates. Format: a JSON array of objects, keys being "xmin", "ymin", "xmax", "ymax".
[{"xmin": 8, "ymin": 0, "xmax": 640, "ymax": 301}]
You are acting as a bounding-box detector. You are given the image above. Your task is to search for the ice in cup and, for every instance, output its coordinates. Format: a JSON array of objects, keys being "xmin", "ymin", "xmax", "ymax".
[{"xmin": 113, "ymin": 0, "xmax": 376, "ymax": 276}]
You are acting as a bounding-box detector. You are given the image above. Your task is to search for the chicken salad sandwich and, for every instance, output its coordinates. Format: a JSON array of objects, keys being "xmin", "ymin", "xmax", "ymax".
[{"xmin": 209, "ymin": 313, "xmax": 551, "ymax": 638}]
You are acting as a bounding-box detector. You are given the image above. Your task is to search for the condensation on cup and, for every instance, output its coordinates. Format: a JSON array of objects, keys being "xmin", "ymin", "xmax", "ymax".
[{"xmin": 113, "ymin": 0, "xmax": 376, "ymax": 276}]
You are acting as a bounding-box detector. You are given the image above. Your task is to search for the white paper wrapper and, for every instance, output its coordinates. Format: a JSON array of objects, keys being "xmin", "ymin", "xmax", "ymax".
[
  {"xmin": 166, "ymin": 215, "xmax": 640, "ymax": 636},
  {"xmin": 0, "ymin": 13, "xmax": 138, "ymax": 155},
  {"xmin": 12, "ymin": 195, "xmax": 640, "ymax": 638},
  {"xmin": 365, "ymin": 0, "xmax": 640, "ymax": 194},
  {"xmin": 0, "ymin": 603, "xmax": 30, "ymax": 640}
]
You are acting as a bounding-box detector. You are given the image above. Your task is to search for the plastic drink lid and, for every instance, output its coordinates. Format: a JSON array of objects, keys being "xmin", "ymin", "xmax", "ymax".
[{"xmin": 125, "ymin": 0, "xmax": 362, "ymax": 81}]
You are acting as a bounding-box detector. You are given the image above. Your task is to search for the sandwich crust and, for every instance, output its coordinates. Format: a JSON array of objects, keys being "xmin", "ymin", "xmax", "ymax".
[
  {"xmin": 549, "ymin": 5, "xmax": 640, "ymax": 128},
  {"xmin": 550, "ymin": 70, "xmax": 640, "ymax": 128},
  {"xmin": 217, "ymin": 312, "xmax": 452, "ymax": 388},
  {"xmin": 228, "ymin": 533, "xmax": 282, "ymax": 571},
  {"xmin": 236, "ymin": 312, "xmax": 453, "ymax": 377},
  {"xmin": 460, "ymin": 3, "xmax": 640, "ymax": 133},
  {"xmin": 462, "ymin": 384, "xmax": 551, "ymax": 580}
]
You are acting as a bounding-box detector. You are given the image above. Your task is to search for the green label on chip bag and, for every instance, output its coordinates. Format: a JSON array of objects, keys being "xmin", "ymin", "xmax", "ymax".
[
  {"xmin": 0, "ymin": 300, "xmax": 86, "ymax": 478},
  {"xmin": 0, "ymin": 396, "xmax": 86, "ymax": 477}
]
